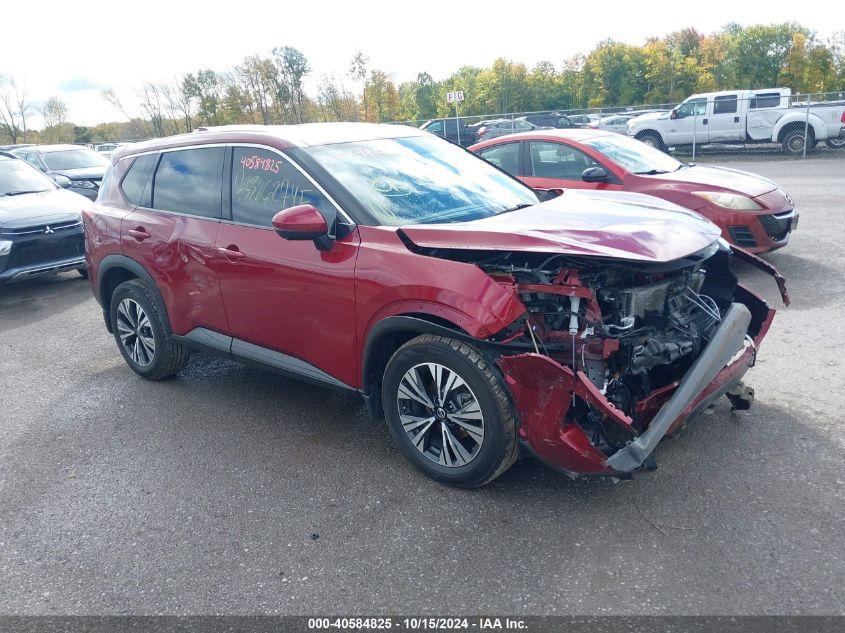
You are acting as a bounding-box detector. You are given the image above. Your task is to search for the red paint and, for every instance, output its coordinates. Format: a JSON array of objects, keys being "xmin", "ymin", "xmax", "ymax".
[
  {"xmin": 469, "ymin": 129, "xmax": 796, "ymax": 254},
  {"xmin": 272, "ymin": 204, "xmax": 329, "ymax": 236},
  {"xmin": 399, "ymin": 192, "xmax": 721, "ymax": 264}
]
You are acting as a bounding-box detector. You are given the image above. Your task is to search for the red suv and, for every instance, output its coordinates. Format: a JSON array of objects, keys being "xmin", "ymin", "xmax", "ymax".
[{"xmin": 84, "ymin": 124, "xmax": 785, "ymax": 486}]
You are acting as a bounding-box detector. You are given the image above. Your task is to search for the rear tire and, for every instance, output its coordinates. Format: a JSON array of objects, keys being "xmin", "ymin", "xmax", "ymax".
[
  {"xmin": 636, "ymin": 131, "xmax": 667, "ymax": 152},
  {"xmin": 826, "ymin": 136, "xmax": 845, "ymax": 150},
  {"xmin": 77, "ymin": 267, "xmax": 89, "ymax": 279},
  {"xmin": 382, "ymin": 335, "xmax": 517, "ymax": 487},
  {"xmin": 109, "ymin": 279, "xmax": 189, "ymax": 380},
  {"xmin": 782, "ymin": 128, "xmax": 814, "ymax": 156}
]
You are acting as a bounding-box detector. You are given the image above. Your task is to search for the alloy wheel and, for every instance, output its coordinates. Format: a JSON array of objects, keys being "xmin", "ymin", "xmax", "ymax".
[
  {"xmin": 396, "ymin": 363, "xmax": 484, "ymax": 467},
  {"xmin": 116, "ymin": 298, "xmax": 156, "ymax": 367},
  {"xmin": 788, "ymin": 135, "xmax": 805, "ymax": 153}
]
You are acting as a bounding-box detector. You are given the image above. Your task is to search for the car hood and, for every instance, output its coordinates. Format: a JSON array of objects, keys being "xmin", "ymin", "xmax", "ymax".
[
  {"xmin": 399, "ymin": 190, "xmax": 721, "ymax": 263},
  {"xmin": 0, "ymin": 189, "xmax": 89, "ymax": 228},
  {"xmin": 49, "ymin": 166, "xmax": 107, "ymax": 179},
  {"xmin": 646, "ymin": 164, "xmax": 779, "ymax": 198}
]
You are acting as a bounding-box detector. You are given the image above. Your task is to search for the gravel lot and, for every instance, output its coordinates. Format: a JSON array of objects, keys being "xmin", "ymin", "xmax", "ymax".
[{"xmin": 0, "ymin": 158, "xmax": 842, "ymax": 615}]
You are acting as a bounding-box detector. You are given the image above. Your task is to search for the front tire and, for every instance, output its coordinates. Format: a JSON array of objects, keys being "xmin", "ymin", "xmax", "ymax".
[
  {"xmin": 382, "ymin": 335, "xmax": 517, "ymax": 487},
  {"xmin": 77, "ymin": 267, "xmax": 89, "ymax": 279},
  {"xmin": 826, "ymin": 136, "xmax": 845, "ymax": 150},
  {"xmin": 636, "ymin": 131, "xmax": 667, "ymax": 152},
  {"xmin": 109, "ymin": 279, "xmax": 189, "ymax": 380}
]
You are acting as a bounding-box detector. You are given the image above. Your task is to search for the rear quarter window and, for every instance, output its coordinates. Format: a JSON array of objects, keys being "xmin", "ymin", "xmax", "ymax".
[{"xmin": 119, "ymin": 154, "xmax": 158, "ymax": 207}]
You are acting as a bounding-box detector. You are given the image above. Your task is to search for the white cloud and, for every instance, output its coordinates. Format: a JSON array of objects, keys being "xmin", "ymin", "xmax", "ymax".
[{"xmin": 2, "ymin": 0, "xmax": 839, "ymax": 127}]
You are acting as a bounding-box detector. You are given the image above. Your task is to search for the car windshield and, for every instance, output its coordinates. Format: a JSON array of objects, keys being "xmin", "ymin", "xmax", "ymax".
[
  {"xmin": 582, "ymin": 134, "xmax": 682, "ymax": 174},
  {"xmin": 41, "ymin": 148, "xmax": 109, "ymax": 171},
  {"xmin": 0, "ymin": 159, "xmax": 56, "ymax": 196},
  {"xmin": 304, "ymin": 135, "xmax": 538, "ymax": 226}
]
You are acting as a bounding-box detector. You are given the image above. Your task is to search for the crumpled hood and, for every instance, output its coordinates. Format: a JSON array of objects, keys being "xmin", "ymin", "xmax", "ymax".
[
  {"xmin": 0, "ymin": 189, "xmax": 89, "ymax": 229},
  {"xmin": 646, "ymin": 164, "xmax": 779, "ymax": 198},
  {"xmin": 399, "ymin": 190, "xmax": 721, "ymax": 263}
]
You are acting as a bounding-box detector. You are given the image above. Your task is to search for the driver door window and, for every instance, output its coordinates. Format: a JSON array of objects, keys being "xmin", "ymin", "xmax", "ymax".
[{"xmin": 528, "ymin": 141, "xmax": 599, "ymax": 180}]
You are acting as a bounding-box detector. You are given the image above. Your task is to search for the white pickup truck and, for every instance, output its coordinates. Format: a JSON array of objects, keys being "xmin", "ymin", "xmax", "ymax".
[{"xmin": 627, "ymin": 88, "xmax": 845, "ymax": 155}]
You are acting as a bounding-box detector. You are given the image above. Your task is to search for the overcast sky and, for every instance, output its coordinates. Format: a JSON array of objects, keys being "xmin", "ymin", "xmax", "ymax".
[{"xmin": 3, "ymin": 0, "xmax": 841, "ymax": 127}]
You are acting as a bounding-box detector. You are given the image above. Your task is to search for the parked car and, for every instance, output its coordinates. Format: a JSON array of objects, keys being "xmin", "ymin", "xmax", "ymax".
[
  {"xmin": 93, "ymin": 142, "xmax": 129, "ymax": 158},
  {"xmin": 588, "ymin": 114, "xmax": 635, "ymax": 134},
  {"xmin": 474, "ymin": 118, "xmax": 537, "ymax": 141},
  {"xmin": 0, "ymin": 153, "xmax": 88, "ymax": 283},
  {"xmin": 568, "ymin": 113, "xmax": 601, "ymax": 127},
  {"xmin": 419, "ymin": 118, "xmax": 477, "ymax": 147},
  {"xmin": 84, "ymin": 123, "xmax": 782, "ymax": 486},
  {"xmin": 0, "ymin": 144, "xmax": 35, "ymax": 152},
  {"xmin": 469, "ymin": 129, "xmax": 798, "ymax": 254},
  {"xmin": 9, "ymin": 144, "xmax": 109, "ymax": 200},
  {"xmin": 627, "ymin": 87, "xmax": 845, "ymax": 155},
  {"xmin": 518, "ymin": 113, "xmax": 575, "ymax": 128}
]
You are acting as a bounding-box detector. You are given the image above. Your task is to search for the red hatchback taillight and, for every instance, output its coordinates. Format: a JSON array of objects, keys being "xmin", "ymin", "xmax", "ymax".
[{"xmin": 841, "ymin": 110, "xmax": 845, "ymax": 123}]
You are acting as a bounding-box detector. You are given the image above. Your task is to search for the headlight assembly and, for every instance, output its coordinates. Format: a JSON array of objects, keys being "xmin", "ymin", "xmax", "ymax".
[
  {"xmin": 0, "ymin": 240, "xmax": 12, "ymax": 256},
  {"xmin": 691, "ymin": 191, "xmax": 762, "ymax": 211}
]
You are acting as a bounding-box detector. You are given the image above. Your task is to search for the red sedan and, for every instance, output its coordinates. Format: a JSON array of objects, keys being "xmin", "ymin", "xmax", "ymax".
[{"xmin": 469, "ymin": 129, "xmax": 797, "ymax": 254}]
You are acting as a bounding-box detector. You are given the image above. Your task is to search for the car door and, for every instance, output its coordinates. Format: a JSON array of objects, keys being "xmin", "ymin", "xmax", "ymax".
[
  {"xmin": 667, "ymin": 98, "xmax": 707, "ymax": 145},
  {"xmin": 522, "ymin": 140, "xmax": 618, "ymax": 191},
  {"xmin": 120, "ymin": 147, "xmax": 230, "ymax": 336},
  {"xmin": 214, "ymin": 145, "xmax": 360, "ymax": 388},
  {"xmin": 709, "ymin": 94, "xmax": 743, "ymax": 142}
]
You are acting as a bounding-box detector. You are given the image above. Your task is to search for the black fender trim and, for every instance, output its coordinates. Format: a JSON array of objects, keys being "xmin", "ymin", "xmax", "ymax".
[
  {"xmin": 361, "ymin": 315, "xmax": 502, "ymax": 421},
  {"xmin": 173, "ymin": 327, "xmax": 357, "ymax": 394},
  {"xmin": 96, "ymin": 255, "xmax": 170, "ymax": 335}
]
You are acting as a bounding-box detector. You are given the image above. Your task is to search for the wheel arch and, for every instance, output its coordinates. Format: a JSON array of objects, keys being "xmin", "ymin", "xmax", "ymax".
[
  {"xmin": 97, "ymin": 255, "xmax": 169, "ymax": 334},
  {"xmin": 361, "ymin": 314, "xmax": 480, "ymax": 421},
  {"xmin": 775, "ymin": 116, "xmax": 821, "ymax": 143}
]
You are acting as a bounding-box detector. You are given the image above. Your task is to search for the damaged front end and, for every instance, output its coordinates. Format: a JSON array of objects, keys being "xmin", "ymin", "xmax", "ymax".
[{"xmin": 483, "ymin": 240, "xmax": 781, "ymax": 477}]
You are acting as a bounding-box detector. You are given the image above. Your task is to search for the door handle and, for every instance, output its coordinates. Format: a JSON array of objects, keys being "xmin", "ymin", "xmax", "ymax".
[
  {"xmin": 702, "ymin": 118, "xmax": 708, "ymax": 125},
  {"xmin": 734, "ymin": 116, "xmax": 740, "ymax": 123},
  {"xmin": 218, "ymin": 245, "xmax": 247, "ymax": 260},
  {"xmin": 128, "ymin": 227, "xmax": 151, "ymax": 241}
]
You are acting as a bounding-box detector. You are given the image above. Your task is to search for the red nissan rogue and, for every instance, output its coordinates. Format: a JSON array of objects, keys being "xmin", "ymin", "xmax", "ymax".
[{"xmin": 84, "ymin": 123, "xmax": 786, "ymax": 487}]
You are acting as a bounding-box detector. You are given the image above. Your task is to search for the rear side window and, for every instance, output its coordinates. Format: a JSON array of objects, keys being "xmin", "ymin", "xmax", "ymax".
[
  {"xmin": 120, "ymin": 154, "xmax": 157, "ymax": 207},
  {"xmin": 231, "ymin": 146, "xmax": 335, "ymax": 228},
  {"xmin": 151, "ymin": 148, "xmax": 224, "ymax": 218}
]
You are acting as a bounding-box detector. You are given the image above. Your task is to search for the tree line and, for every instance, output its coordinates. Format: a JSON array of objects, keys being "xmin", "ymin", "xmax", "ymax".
[{"xmin": 2, "ymin": 22, "xmax": 844, "ymax": 144}]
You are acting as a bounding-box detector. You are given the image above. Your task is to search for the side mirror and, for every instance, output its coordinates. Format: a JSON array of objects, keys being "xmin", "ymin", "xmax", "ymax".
[
  {"xmin": 669, "ymin": 110, "xmax": 679, "ymax": 120},
  {"xmin": 271, "ymin": 204, "xmax": 333, "ymax": 251},
  {"xmin": 581, "ymin": 167, "xmax": 610, "ymax": 183},
  {"xmin": 535, "ymin": 188, "xmax": 564, "ymax": 201},
  {"xmin": 53, "ymin": 174, "xmax": 71, "ymax": 188}
]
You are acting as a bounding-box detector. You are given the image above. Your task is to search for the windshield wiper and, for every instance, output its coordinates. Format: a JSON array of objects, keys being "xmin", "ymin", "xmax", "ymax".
[
  {"xmin": 3, "ymin": 189, "xmax": 50, "ymax": 196},
  {"xmin": 633, "ymin": 169, "xmax": 670, "ymax": 175},
  {"xmin": 498, "ymin": 203, "xmax": 534, "ymax": 214},
  {"xmin": 675, "ymin": 162, "xmax": 694, "ymax": 171}
]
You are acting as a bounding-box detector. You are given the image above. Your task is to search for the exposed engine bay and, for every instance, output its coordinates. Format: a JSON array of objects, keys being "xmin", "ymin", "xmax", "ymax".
[{"xmin": 407, "ymin": 240, "xmax": 780, "ymax": 474}]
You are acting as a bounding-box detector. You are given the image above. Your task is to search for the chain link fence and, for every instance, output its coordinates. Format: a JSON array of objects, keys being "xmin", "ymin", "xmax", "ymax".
[{"xmin": 396, "ymin": 91, "xmax": 845, "ymax": 163}]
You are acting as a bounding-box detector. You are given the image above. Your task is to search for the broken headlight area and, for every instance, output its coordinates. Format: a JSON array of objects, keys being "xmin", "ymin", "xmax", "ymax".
[{"xmin": 480, "ymin": 245, "xmax": 778, "ymax": 476}]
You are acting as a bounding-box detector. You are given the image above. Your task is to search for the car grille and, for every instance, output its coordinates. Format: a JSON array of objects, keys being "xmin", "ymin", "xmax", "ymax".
[
  {"xmin": 758, "ymin": 212, "xmax": 793, "ymax": 242},
  {"xmin": 0, "ymin": 219, "xmax": 82, "ymax": 236},
  {"xmin": 8, "ymin": 233, "xmax": 84, "ymax": 268},
  {"xmin": 728, "ymin": 226, "xmax": 757, "ymax": 248}
]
